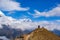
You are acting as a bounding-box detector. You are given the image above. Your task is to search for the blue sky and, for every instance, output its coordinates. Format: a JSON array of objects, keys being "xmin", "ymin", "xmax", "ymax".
[
  {"xmin": 0, "ymin": 0, "xmax": 60, "ymax": 32},
  {"xmin": 0, "ymin": 0, "xmax": 60, "ymax": 22},
  {"xmin": 17, "ymin": 0, "xmax": 60, "ymax": 11}
]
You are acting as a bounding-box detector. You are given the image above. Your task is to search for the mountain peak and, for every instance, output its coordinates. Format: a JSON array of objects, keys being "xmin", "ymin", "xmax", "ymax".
[
  {"xmin": 0, "ymin": 11, "xmax": 5, "ymax": 17},
  {"xmin": 21, "ymin": 26, "xmax": 60, "ymax": 40}
]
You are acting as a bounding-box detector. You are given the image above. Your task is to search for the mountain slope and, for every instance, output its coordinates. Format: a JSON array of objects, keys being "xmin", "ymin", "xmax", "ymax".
[{"xmin": 27, "ymin": 27, "xmax": 60, "ymax": 40}]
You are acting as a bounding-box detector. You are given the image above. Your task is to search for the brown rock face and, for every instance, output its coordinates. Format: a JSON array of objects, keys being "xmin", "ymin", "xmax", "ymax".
[{"xmin": 23, "ymin": 27, "xmax": 60, "ymax": 40}]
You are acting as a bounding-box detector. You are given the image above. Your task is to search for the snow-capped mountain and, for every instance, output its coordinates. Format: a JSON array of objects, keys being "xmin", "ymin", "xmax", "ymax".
[
  {"xmin": 0, "ymin": 11, "xmax": 16, "ymax": 29},
  {"xmin": 0, "ymin": 11, "xmax": 36, "ymax": 31}
]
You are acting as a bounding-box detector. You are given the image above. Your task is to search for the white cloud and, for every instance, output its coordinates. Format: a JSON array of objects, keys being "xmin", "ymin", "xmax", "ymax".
[
  {"xmin": 0, "ymin": 0, "xmax": 29, "ymax": 11},
  {"xmin": 0, "ymin": 11, "xmax": 60, "ymax": 31},
  {"xmin": 56, "ymin": 20, "xmax": 60, "ymax": 22},
  {"xmin": 28, "ymin": 5, "xmax": 60, "ymax": 18}
]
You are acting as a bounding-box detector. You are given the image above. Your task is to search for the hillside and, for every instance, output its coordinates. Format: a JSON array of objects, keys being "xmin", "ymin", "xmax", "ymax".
[{"xmin": 23, "ymin": 26, "xmax": 60, "ymax": 40}]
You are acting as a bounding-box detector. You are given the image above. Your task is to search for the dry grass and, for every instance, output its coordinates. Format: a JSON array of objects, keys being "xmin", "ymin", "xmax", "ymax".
[{"xmin": 28, "ymin": 28, "xmax": 60, "ymax": 40}]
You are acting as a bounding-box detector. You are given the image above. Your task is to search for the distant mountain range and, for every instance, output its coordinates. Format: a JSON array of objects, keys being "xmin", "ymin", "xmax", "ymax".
[
  {"xmin": 0, "ymin": 11, "xmax": 33, "ymax": 38},
  {"xmin": 0, "ymin": 11, "xmax": 35, "ymax": 31},
  {"xmin": 0, "ymin": 24, "xmax": 32, "ymax": 38}
]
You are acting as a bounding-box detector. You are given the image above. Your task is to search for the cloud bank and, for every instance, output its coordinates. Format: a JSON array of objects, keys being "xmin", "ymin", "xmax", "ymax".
[
  {"xmin": 0, "ymin": 11, "xmax": 60, "ymax": 31},
  {"xmin": 28, "ymin": 5, "xmax": 60, "ymax": 18},
  {"xmin": 0, "ymin": 0, "xmax": 29, "ymax": 11}
]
